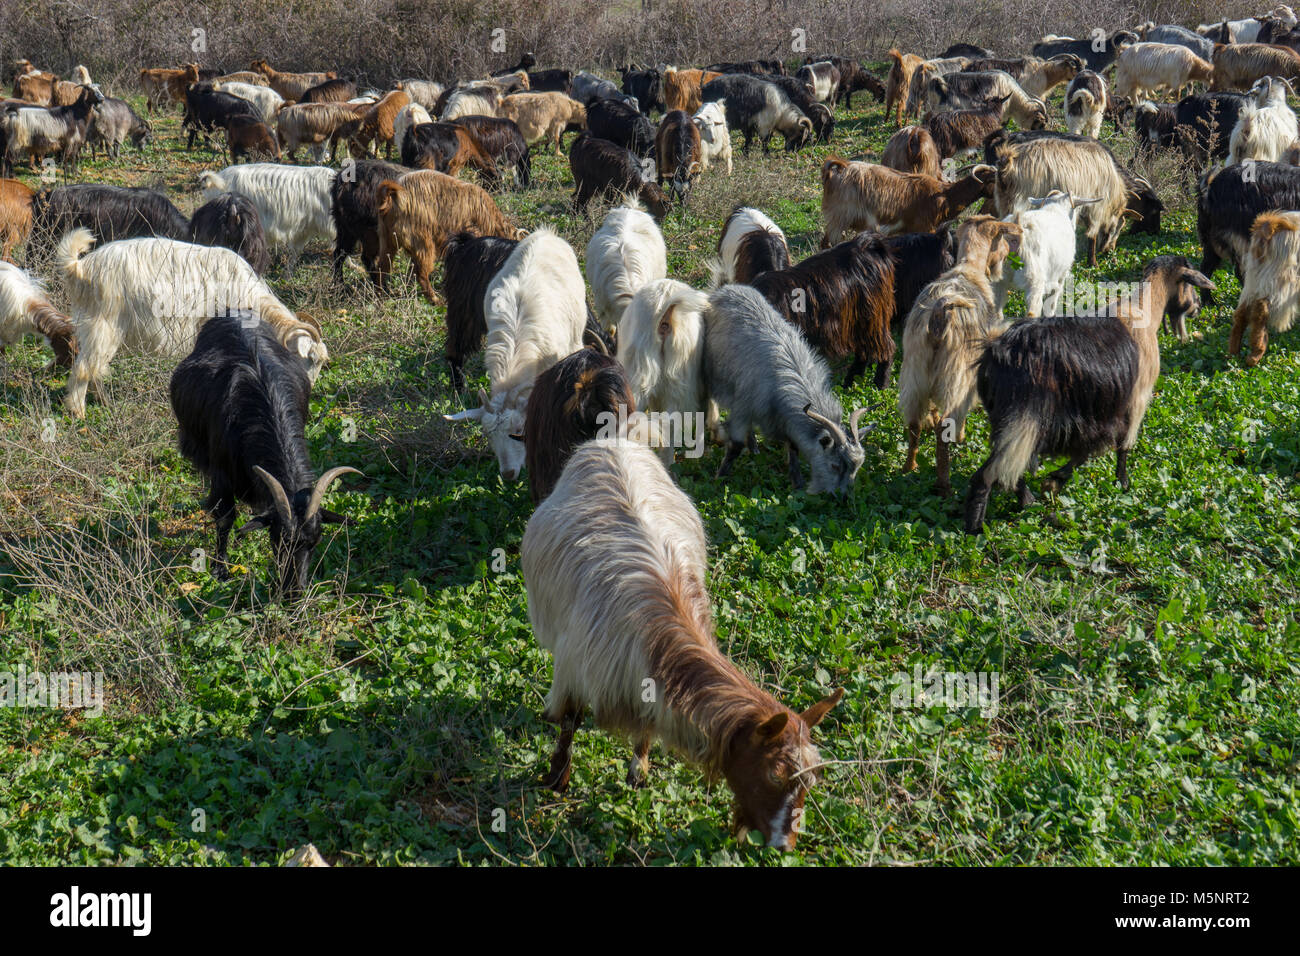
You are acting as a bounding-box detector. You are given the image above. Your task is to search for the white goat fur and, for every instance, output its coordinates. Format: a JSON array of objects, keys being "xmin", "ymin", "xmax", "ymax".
[
  {"xmin": 211, "ymin": 81, "xmax": 284, "ymax": 123},
  {"xmin": 692, "ymin": 100, "xmax": 733, "ymax": 174},
  {"xmin": 1114, "ymin": 43, "xmax": 1215, "ymax": 102},
  {"xmin": 0, "ymin": 262, "xmax": 61, "ymax": 348},
  {"xmin": 616, "ymin": 278, "xmax": 712, "ymax": 429},
  {"xmin": 1228, "ymin": 77, "xmax": 1300, "ymax": 164},
  {"xmin": 996, "ymin": 191, "xmax": 1097, "ymax": 317},
  {"xmin": 1240, "ymin": 210, "xmax": 1300, "ymax": 335},
  {"xmin": 198, "ymin": 164, "xmax": 336, "ymax": 268},
  {"xmin": 393, "ymin": 103, "xmax": 433, "ymax": 153},
  {"xmin": 714, "ymin": 207, "xmax": 788, "ymax": 284},
  {"xmin": 585, "ymin": 203, "xmax": 668, "ymax": 333},
  {"xmin": 445, "ymin": 228, "xmax": 586, "ymax": 479},
  {"xmin": 55, "ymin": 229, "xmax": 327, "ymax": 418}
]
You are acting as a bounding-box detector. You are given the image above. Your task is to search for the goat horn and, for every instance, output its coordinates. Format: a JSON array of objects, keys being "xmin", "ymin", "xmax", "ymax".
[
  {"xmin": 803, "ymin": 403, "xmax": 848, "ymax": 445},
  {"xmin": 306, "ymin": 466, "xmax": 362, "ymax": 521},
  {"xmin": 252, "ymin": 465, "xmax": 294, "ymax": 528},
  {"xmin": 848, "ymin": 406, "xmax": 870, "ymax": 443}
]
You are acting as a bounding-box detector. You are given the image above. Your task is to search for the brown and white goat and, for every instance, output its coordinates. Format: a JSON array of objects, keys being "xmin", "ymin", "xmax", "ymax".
[
  {"xmin": 521, "ymin": 437, "xmax": 843, "ymax": 849},
  {"xmin": 1230, "ymin": 210, "xmax": 1300, "ymax": 366},
  {"xmin": 340, "ymin": 89, "xmax": 409, "ymax": 158},
  {"xmin": 1211, "ymin": 43, "xmax": 1300, "ymax": 91},
  {"xmin": 897, "ymin": 216, "xmax": 1022, "ymax": 496},
  {"xmin": 820, "ymin": 157, "xmax": 996, "ymax": 247},
  {"xmin": 0, "ymin": 260, "xmax": 76, "ymax": 367}
]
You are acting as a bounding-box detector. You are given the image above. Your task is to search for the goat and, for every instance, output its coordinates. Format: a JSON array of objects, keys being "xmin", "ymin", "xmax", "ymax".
[
  {"xmin": 183, "ymin": 82, "xmax": 262, "ymax": 151},
  {"xmin": 1114, "ymin": 43, "xmax": 1215, "ymax": 102},
  {"xmin": 692, "ymin": 100, "xmax": 732, "ymax": 175},
  {"xmin": 56, "ymin": 228, "xmax": 327, "ymax": 418},
  {"xmin": 226, "ymin": 115, "xmax": 281, "ymax": 163},
  {"xmin": 329, "ymin": 158, "xmax": 408, "ymax": 286},
  {"xmin": 498, "ymin": 92, "xmax": 586, "ymax": 154},
  {"xmin": 524, "ymin": 349, "xmax": 635, "ymax": 503},
  {"xmin": 375, "ymin": 169, "xmax": 518, "ymax": 304},
  {"xmin": 996, "ymin": 190, "xmax": 1101, "ymax": 317},
  {"xmin": 796, "ymin": 61, "xmax": 841, "ymax": 104},
  {"xmin": 765, "ymin": 74, "xmax": 835, "ymax": 143},
  {"xmin": 87, "ymin": 97, "xmax": 152, "ymax": 158},
  {"xmin": 0, "ymin": 178, "xmax": 34, "ymax": 260},
  {"xmin": 924, "ymin": 70, "xmax": 1048, "ymax": 130},
  {"xmin": 339, "ymin": 89, "xmax": 410, "ymax": 158},
  {"xmin": 751, "ymin": 233, "xmax": 898, "ymax": 389},
  {"xmin": 520, "ymin": 436, "xmax": 843, "ymax": 847},
  {"xmin": 699, "ymin": 74, "xmax": 813, "ymax": 153},
  {"xmin": 525, "ymin": 69, "xmax": 574, "ymax": 95},
  {"xmin": 923, "ymin": 96, "xmax": 1010, "ymax": 160},
  {"xmin": 655, "ymin": 109, "xmax": 702, "ymax": 202},
  {"xmin": 275, "ymin": 102, "xmax": 364, "ymax": 162},
  {"xmin": 706, "ymin": 59, "xmax": 787, "ymax": 76},
  {"xmin": 570, "ymin": 71, "xmax": 639, "ymax": 110},
  {"xmin": 249, "ymin": 60, "xmax": 336, "ymax": 101},
  {"xmin": 663, "ymin": 68, "xmax": 723, "ymax": 113},
  {"xmin": 1177, "ymin": 91, "xmax": 1249, "ymax": 168},
  {"xmin": 1065, "ymin": 70, "xmax": 1108, "ymax": 138},
  {"xmin": 0, "ymin": 259, "xmax": 76, "ymax": 366},
  {"xmin": 1141, "ymin": 24, "xmax": 1216, "ymax": 60},
  {"xmin": 210, "ymin": 80, "xmax": 284, "ymax": 123},
  {"xmin": 140, "ymin": 63, "xmax": 199, "ymax": 113},
  {"xmin": 1031, "ymin": 31, "xmax": 1138, "ymax": 72},
  {"xmin": 1198, "ymin": 161, "xmax": 1300, "ymax": 301},
  {"xmin": 939, "ymin": 44, "xmax": 995, "ymax": 59},
  {"xmin": 170, "ymin": 313, "xmax": 358, "ymax": 594},
  {"xmin": 964, "ymin": 257, "xmax": 1213, "ymax": 532},
  {"xmin": 199, "ymin": 163, "xmax": 335, "ymax": 272},
  {"xmin": 441, "ymin": 231, "xmax": 519, "ymax": 389},
  {"xmin": 569, "ymin": 133, "xmax": 670, "ymax": 222},
  {"xmin": 189, "ymin": 192, "xmax": 270, "ymax": 275},
  {"xmin": 819, "ymin": 157, "xmax": 997, "ymax": 246},
  {"xmin": 448, "ymin": 115, "xmax": 533, "ymax": 188},
  {"xmin": 2, "ymin": 85, "xmax": 102, "ymax": 172},
  {"xmin": 439, "ymin": 85, "xmax": 502, "ymax": 121},
  {"xmin": 395, "ymin": 79, "xmax": 445, "ymax": 111},
  {"xmin": 586, "ymin": 202, "xmax": 667, "ymax": 334},
  {"xmin": 619, "ymin": 67, "xmax": 665, "ymax": 115},
  {"xmin": 705, "ymin": 284, "xmax": 867, "ymax": 495},
  {"xmin": 898, "ymin": 216, "xmax": 1022, "ymax": 496},
  {"xmin": 1211, "ymin": 42, "xmax": 1300, "ymax": 90},
  {"xmin": 1228, "ymin": 76, "xmax": 1300, "ymax": 164},
  {"xmin": 401, "ymin": 121, "xmax": 500, "ymax": 184},
  {"xmin": 27, "ymin": 184, "xmax": 189, "ymax": 263},
  {"xmin": 1135, "ymin": 101, "xmax": 1178, "ymax": 158},
  {"xmin": 714, "ymin": 205, "xmax": 790, "ymax": 285},
  {"xmin": 587, "ymin": 97, "xmax": 656, "ymax": 157},
  {"xmin": 445, "ymin": 229, "xmax": 586, "ymax": 480},
  {"xmin": 811, "ymin": 55, "xmax": 885, "ymax": 107},
  {"xmin": 1018, "ymin": 54, "xmax": 1085, "ymax": 98},
  {"xmin": 299, "ymin": 78, "xmax": 357, "ymax": 104},
  {"xmin": 881, "ymin": 125, "xmax": 943, "ymax": 178},
  {"xmin": 393, "ymin": 102, "xmax": 433, "ymax": 155},
  {"xmin": 1230, "ymin": 210, "xmax": 1300, "ymax": 365},
  {"xmin": 885, "ymin": 49, "xmax": 926, "ymax": 124}
]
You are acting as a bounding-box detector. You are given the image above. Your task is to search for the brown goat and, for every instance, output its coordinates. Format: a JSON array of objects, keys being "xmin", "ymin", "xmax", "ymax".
[
  {"xmin": 498, "ymin": 91, "xmax": 586, "ymax": 154},
  {"xmin": 404, "ymin": 123, "xmax": 500, "ymax": 182},
  {"xmin": 881, "ymin": 126, "xmax": 944, "ymax": 178},
  {"xmin": 250, "ymin": 59, "xmax": 337, "ymax": 101},
  {"xmin": 820, "ymin": 157, "xmax": 997, "ymax": 247},
  {"xmin": 341, "ymin": 89, "xmax": 410, "ymax": 158},
  {"xmin": 525, "ymin": 348, "xmax": 635, "ymax": 504},
  {"xmin": 226, "ymin": 116, "xmax": 281, "ymax": 163},
  {"xmin": 655, "ymin": 110, "xmax": 703, "ymax": 202},
  {"xmin": 923, "ymin": 95, "xmax": 1010, "ymax": 160},
  {"xmin": 663, "ymin": 67, "xmax": 723, "ymax": 113},
  {"xmin": 1211, "ymin": 42, "xmax": 1300, "ymax": 90},
  {"xmin": 885, "ymin": 49, "xmax": 925, "ymax": 124},
  {"xmin": 140, "ymin": 63, "xmax": 200, "ymax": 113},
  {"xmin": 375, "ymin": 169, "xmax": 519, "ymax": 304},
  {"xmin": 0, "ymin": 178, "xmax": 35, "ymax": 260},
  {"xmin": 15, "ymin": 72, "xmax": 57, "ymax": 106}
]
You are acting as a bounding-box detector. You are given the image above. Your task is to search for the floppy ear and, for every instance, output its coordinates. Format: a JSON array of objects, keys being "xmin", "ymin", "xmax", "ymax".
[
  {"xmin": 1180, "ymin": 269, "xmax": 1216, "ymax": 291},
  {"xmin": 235, "ymin": 513, "xmax": 273, "ymax": 537},
  {"xmin": 319, "ymin": 507, "xmax": 354, "ymax": 526}
]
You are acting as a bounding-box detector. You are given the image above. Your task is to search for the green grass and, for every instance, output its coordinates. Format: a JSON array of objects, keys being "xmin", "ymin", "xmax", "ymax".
[{"xmin": 1, "ymin": 75, "xmax": 1297, "ymax": 866}]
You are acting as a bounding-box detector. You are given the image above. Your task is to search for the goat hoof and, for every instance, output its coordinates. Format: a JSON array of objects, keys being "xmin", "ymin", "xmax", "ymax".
[
  {"xmin": 541, "ymin": 761, "xmax": 572, "ymax": 794},
  {"xmin": 934, "ymin": 482, "xmax": 952, "ymax": 498},
  {"xmin": 626, "ymin": 763, "xmax": 648, "ymax": 789}
]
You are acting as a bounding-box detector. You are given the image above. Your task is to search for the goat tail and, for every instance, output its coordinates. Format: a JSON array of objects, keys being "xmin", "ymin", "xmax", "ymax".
[
  {"xmin": 821, "ymin": 155, "xmax": 849, "ymax": 188},
  {"xmin": 197, "ymin": 170, "xmax": 227, "ymax": 195},
  {"xmin": 986, "ymin": 414, "xmax": 1040, "ymax": 491},
  {"xmin": 704, "ymin": 256, "xmax": 728, "ymax": 291},
  {"xmin": 658, "ymin": 287, "xmax": 710, "ymax": 371},
  {"xmin": 55, "ymin": 227, "xmax": 95, "ymax": 281}
]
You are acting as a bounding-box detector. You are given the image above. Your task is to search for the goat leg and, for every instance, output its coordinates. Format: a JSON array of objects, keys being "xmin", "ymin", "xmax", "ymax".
[
  {"xmin": 1016, "ymin": 477, "xmax": 1035, "ymax": 510},
  {"xmin": 542, "ymin": 708, "xmax": 582, "ymax": 793},
  {"xmin": 787, "ymin": 443, "xmax": 805, "ymax": 489},
  {"xmin": 964, "ymin": 462, "xmax": 993, "ymax": 534},
  {"xmin": 717, "ymin": 439, "xmax": 745, "ymax": 477},
  {"xmin": 1116, "ymin": 447, "xmax": 1130, "ymax": 491},
  {"xmin": 626, "ymin": 734, "xmax": 652, "ymax": 788},
  {"xmin": 904, "ymin": 422, "xmax": 921, "ymax": 472},
  {"xmin": 934, "ymin": 429, "xmax": 952, "ymax": 497},
  {"xmin": 1041, "ymin": 453, "xmax": 1086, "ymax": 493},
  {"xmin": 1245, "ymin": 301, "xmax": 1270, "ymax": 368}
]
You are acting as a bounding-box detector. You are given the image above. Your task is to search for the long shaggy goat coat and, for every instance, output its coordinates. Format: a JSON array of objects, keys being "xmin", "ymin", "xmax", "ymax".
[
  {"xmin": 616, "ymin": 278, "xmax": 712, "ymax": 424},
  {"xmin": 0, "ymin": 260, "xmax": 76, "ymax": 365},
  {"xmin": 199, "ymin": 164, "xmax": 336, "ymax": 266},
  {"xmin": 189, "ymin": 192, "xmax": 270, "ymax": 275},
  {"xmin": 1231, "ymin": 211, "xmax": 1300, "ymax": 365},
  {"xmin": 585, "ymin": 203, "xmax": 668, "ymax": 333},
  {"xmin": 713, "ymin": 206, "xmax": 790, "ymax": 284},
  {"xmin": 56, "ymin": 229, "xmax": 326, "ymax": 417},
  {"xmin": 439, "ymin": 231, "xmax": 518, "ymax": 389}
]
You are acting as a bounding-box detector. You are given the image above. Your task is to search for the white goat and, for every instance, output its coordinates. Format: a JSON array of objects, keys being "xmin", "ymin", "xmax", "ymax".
[
  {"xmin": 996, "ymin": 191, "xmax": 1102, "ymax": 317},
  {"xmin": 393, "ymin": 102, "xmax": 432, "ymax": 155},
  {"xmin": 1114, "ymin": 42, "xmax": 1215, "ymax": 102},
  {"xmin": 585, "ymin": 203, "xmax": 668, "ymax": 334},
  {"xmin": 0, "ymin": 261, "xmax": 77, "ymax": 367},
  {"xmin": 211, "ymin": 81, "xmax": 284, "ymax": 123},
  {"xmin": 1228, "ymin": 76, "xmax": 1300, "ymax": 164},
  {"xmin": 55, "ymin": 229, "xmax": 327, "ymax": 418},
  {"xmin": 444, "ymin": 228, "xmax": 586, "ymax": 481},
  {"xmin": 692, "ymin": 99, "xmax": 732, "ymax": 175},
  {"xmin": 1231, "ymin": 209, "xmax": 1300, "ymax": 365},
  {"xmin": 197, "ymin": 164, "xmax": 335, "ymax": 272},
  {"xmin": 395, "ymin": 79, "xmax": 445, "ymax": 111}
]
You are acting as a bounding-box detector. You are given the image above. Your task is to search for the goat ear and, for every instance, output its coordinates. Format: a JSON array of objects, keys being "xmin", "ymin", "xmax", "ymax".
[
  {"xmin": 800, "ymin": 687, "xmax": 845, "ymax": 729},
  {"xmin": 235, "ymin": 513, "xmax": 273, "ymax": 537},
  {"xmin": 1181, "ymin": 269, "xmax": 1216, "ymax": 291},
  {"xmin": 752, "ymin": 712, "xmax": 789, "ymax": 744},
  {"xmin": 319, "ymin": 507, "xmax": 354, "ymax": 526}
]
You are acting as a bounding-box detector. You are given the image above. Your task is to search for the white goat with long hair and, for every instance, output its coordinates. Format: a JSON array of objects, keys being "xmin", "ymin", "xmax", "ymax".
[
  {"xmin": 520, "ymin": 436, "xmax": 843, "ymax": 848},
  {"xmin": 198, "ymin": 163, "xmax": 336, "ymax": 273},
  {"xmin": 444, "ymin": 228, "xmax": 585, "ymax": 481},
  {"xmin": 1230, "ymin": 210, "xmax": 1300, "ymax": 366},
  {"xmin": 996, "ymin": 191, "xmax": 1102, "ymax": 317},
  {"xmin": 0, "ymin": 261, "xmax": 77, "ymax": 368},
  {"xmin": 1228, "ymin": 76, "xmax": 1300, "ymax": 165},
  {"xmin": 56, "ymin": 229, "xmax": 326, "ymax": 418},
  {"xmin": 585, "ymin": 202, "xmax": 668, "ymax": 334}
]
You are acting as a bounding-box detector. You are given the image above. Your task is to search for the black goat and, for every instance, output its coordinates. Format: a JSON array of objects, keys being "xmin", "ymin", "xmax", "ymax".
[
  {"xmin": 526, "ymin": 69, "xmax": 574, "ymax": 94},
  {"xmin": 329, "ymin": 157, "xmax": 406, "ymax": 285},
  {"xmin": 700, "ymin": 73, "xmax": 814, "ymax": 153},
  {"xmin": 569, "ymin": 133, "xmax": 669, "ymax": 221},
  {"xmin": 706, "ymin": 59, "xmax": 787, "ymax": 76},
  {"xmin": 183, "ymin": 82, "xmax": 259, "ymax": 150},
  {"xmin": 1134, "ymin": 101, "xmax": 1177, "ymax": 158},
  {"xmin": 1176, "ymin": 91, "xmax": 1248, "ymax": 169},
  {"xmin": 189, "ymin": 193, "xmax": 270, "ymax": 275},
  {"xmin": 440, "ymin": 231, "xmax": 519, "ymax": 389},
  {"xmin": 619, "ymin": 67, "xmax": 665, "ymax": 115},
  {"xmin": 1197, "ymin": 161, "xmax": 1300, "ymax": 304},
  {"xmin": 169, "ymin": 313, "xmax": 360, "ymax": 595},
  {"xmin": 448, "ymin": 115, "xmax": 532, "ymax": 188},
  {"xmin": 27, "ymin": 184, "xmax": 189, "ymax": 264},
  {"xmin": 939, "ymin": 43, "xmax": 995, "ymax": 59},
  {"xmin": 1031, "ymin": 31, "xmax": 1137, "ymax": 72},
  {"xmin": 586, "ymin": 98, "xmax": 656, "ymax": 157}
]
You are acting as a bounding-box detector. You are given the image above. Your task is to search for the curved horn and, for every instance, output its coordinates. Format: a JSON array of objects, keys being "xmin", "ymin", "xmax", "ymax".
[
  {"xmin": 306, "ymin": 466, "xmax": 362, "ymax": 520},
  {"xmin": 803, "ymin": 402, "xmax": 848, "ymax": 444},
  {"xmin": 848, "ymin": 406, "xmax": 870, "ymax": 443},
  {"xmin": 252, "ymin": 465, "xmax": 293, "ymax": 527}
]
